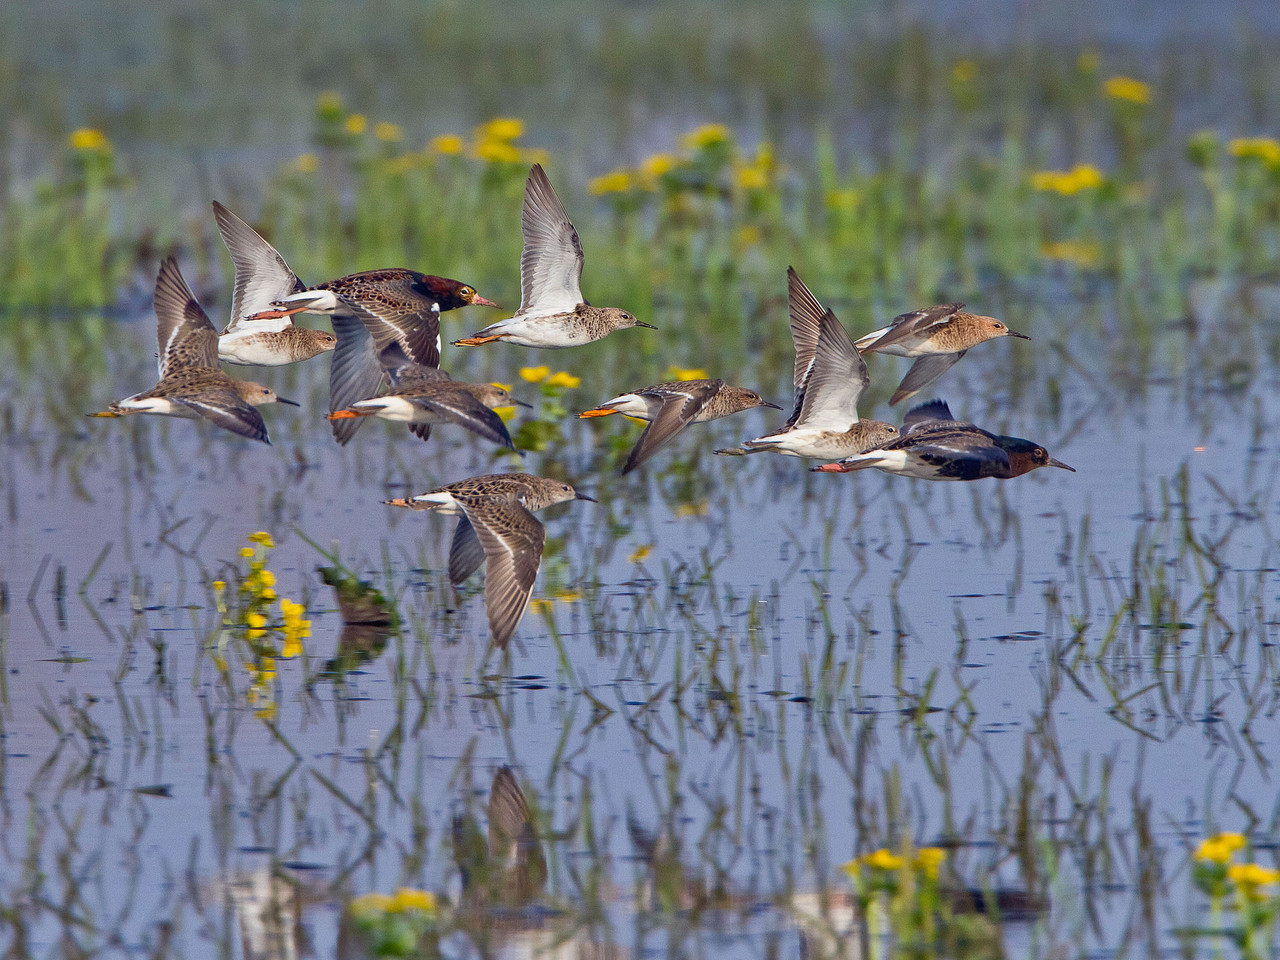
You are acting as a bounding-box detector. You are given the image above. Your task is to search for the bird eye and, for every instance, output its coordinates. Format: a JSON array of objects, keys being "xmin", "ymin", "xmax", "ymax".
[{"xmin": 461, "ymin": 286, "xmax": 475, "ymax": 298}]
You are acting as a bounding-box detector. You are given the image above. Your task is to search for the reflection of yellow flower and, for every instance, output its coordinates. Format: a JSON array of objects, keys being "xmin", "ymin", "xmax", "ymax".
[
  {"xmin": 293, "ymin": 153, "xmax": 319, "ymax": 174},
  {"xmin": 520, "ymin": 365, "xmax": 550, "ymax": 383},
  {"xmin": 475, "ymin": 138, "xmax": 520, "ymax": 163},
  {"xmin": 480, "ymin": 117, "xmax": 524, "ymax": 142},
  {"xmin": 546, "ymin": 371, "xmax": 581, "ymax": 389},
  {"xmin": 212, "ymin": 580, "xmax": 226, "ymax": 593},
  {"xmin": 952, "ymin": 60, "xmax": 978, "ymax": 83},
  {"xmin": 1195, "ymin": 832, "xmax": 1247, "ymax": 864},
  {"xmin": 1030, "ymin": 164, "xmax": 1105, "ymax": 195},
  {"xmin": 554, "ymin": 589, "xmax": 581, "ymax": 603},
  {"xmin": 240, "ymin": 547, "xmax": 255, "ymax": 558},
  {"xmin": 249, "ymin": 531, "xmax": 274, "ymax": 547},
  {"xmin": 589, "ymin": 170, "xmax": 632, "ymax": 195},
  {"xmin": 375, "ymin": 122, "xmax": 403, "ymax": 142},
  {"xmin": 682, "ymin": 123, "xmax": 732, "ymax": 150},
  {"xmin": 69, "ymin": 128, "xmax": 109, "ymax": 152},
  {"xmin": 529, "ymin": 597, "xmax": 553, "ymax": 614},
  {"xmin": 281, "ymin": 637, "xmax": 302, "ymax": 658},
  {"xmin": 665, "ymin": 365, "xmax": 707, "ymax": 381},
  {"xmin": 391, "ymin": 888, "xmax": 437, "ymax": 913},
  {"xmin": 628, "ymin": 544, "xmax": 653, "ymax": 564},
  {"xmin": 674, "ymin": 499, "xmax": 709, "ymax": 518},
  {"xmin": 1104, "ymin": 75, "xmax": 1151, "ymax": 105},
  {"xmin": 863, "ymin": 849, "xmax": 906, "ymax": 871},
  {"xmin": 344, "ymin": 113, "xmax": 367, "ymax": 135},
  {"xmin": 429, "ymin": 134, "xmax": 464, "ymax": 156},
  {"xmin": 1228, "ymin": 137, "xmax": 1280, "ymax": 166}
]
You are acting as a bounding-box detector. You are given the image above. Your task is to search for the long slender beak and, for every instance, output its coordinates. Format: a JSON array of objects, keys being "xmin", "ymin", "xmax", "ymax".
[
  {"xmin": 1008, "ymin": 330, "xmax": 1031, "ymax": 340},
  {"xmin": 514, "ymin": 399, "xmax": 533, "ymax": 408},
  {"xmin": 470, "ymin": 295, "xmax": 500, "ymax": 308},
  {"xmin": 761, "ymin": 401, "xmax": 784, "ymax": 410},
  {"xmin": 276, "ymin": 397, "xmax": 301, "ymax": 407},
  {"xmin": 1049, "ymin": 457, "xmax": 1075, "ymax": 472},
  {"xmin": 635, "ymin": 321, "xmax": 657, "ymax": 329},
  {"xmin": 575, "ymin": 493, "xmax": 598, "ymax": 502}
]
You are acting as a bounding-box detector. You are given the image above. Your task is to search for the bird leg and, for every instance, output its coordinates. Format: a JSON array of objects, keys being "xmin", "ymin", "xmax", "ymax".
[
  {"xmin": 453, "ymin": 334, "xmax": 509, "ymax": 346},
  {"xmin": 577, "ymin": 408, "xmax": 618, "ymax": 419}
]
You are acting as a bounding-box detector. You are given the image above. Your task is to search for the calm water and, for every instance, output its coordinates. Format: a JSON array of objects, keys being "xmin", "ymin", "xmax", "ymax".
[{"xmin": 3, "ymin": 277, "xmax": 1280, "ymax": 955}]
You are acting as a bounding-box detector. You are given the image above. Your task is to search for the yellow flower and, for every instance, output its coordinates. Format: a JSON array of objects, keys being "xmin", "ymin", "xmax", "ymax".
[
  {"xmin": 952, "ymin": 60, "xmax": 978, "ymax": 84},
  {"xmin": 520, "ymin": 365, "xmax": 550, "ymax": 383},
  {"xmin": 1228, "ymin": 863, "xmax": 1280, "ymax": 902},
  {"xmin": 529, "ymin": 597, "xmax": 553, "ymax": 614},
  {"xmin": 246, "ymin": 612, "xmax": 268, "ymax": 630},
  {"xmin": 863, "ymin": 849, "xmax": 906, "ymax": 871},
  {"xmin": 240, "ymin": 547, "xmax": 255, "ymax": 559},
  {"xmin": 682, "ymin": 123, "xmax": 732, "ymax": 150},
  {"xmin": 665, "ymin": 365, "xmax": 707, "ymax": 381},
  {"xmin": 350, "ymin": 892, "xmax": 396, "ymax": 918},
  {"xmin": 589, "ymin": 169, "xmax": 633, "ymax": 195},
  {"xmin": 826, "ymin": 188, "xmax": 860, "ymax": 211},
  {"xmin": 554, "ymin": 589, "xmax": 581, "ymax": 603},
  {"xmin": 492, "ymin": 405, "xmax": 516, "ymax": 422},
  {"xmin": 640, "ymin": 153, "xmax": 680, "ymax": 186},
  {"xmin": 475, "ymin": 138, "xmax": 521, "ymax": 164},
  {"xmin": 69, "ymin": 128, "xmax": 109, "ymax": 152},
  {"xmin": 1195, "ymin": 832, "xmax": 1247, "ymax": 864},
  {"xmin": 261, "ymin": 588, "xmax": 277, "ymax": 601},
  {"xmin": 628, "ymin": 544, "xmax": 653, "ymax": 564},
  {"xmin": 1030, "ymin": 164, "xmax": 1105, "ymax": 196},
  {"xmin": 212, "ymin": 580, "xmax": 226, "ymax": 593},
  {"xmin": 258, "ymin": 569, "xmax": 276, "ymax": 588},
  {"xmin": 293, "ymin": 153, "xmax": 319, "ymax": 174},
  {"xmin": 490, "ymin": 382, "xmax": 513, "ymax": 392},
  {"xmin": 429, "ymin": 134, "xmax": 464, "ymax": 156},
  {"xmin": 247, "ymin": 628, "xmax": 266, "ymax": 640},
  {"xmin": 254, "ymin": 702, "xmax": 278, "ymax": 721},
  {"xmin": 344, "ymin": 113, "xmax": 367, "ymax": 135},
  {"xmin": 546, "ymin": 371, "xmax": 581, "ymax": 389},
  {"xmin": 1104, "ymin": 75, "xmax": 1151, "ymax": 105},
  {"xmin": 480, "ymin": 117, "xmax": 524, "ymax": 142},
  {"xmin": 374, "ymin": 122, "xmax": 403, "ymax": 142},
  {"xmin": 391, "ymin": 888, "xmax": 437, "ymax": 913},
  {"xmin": 915, "ymin": 847, "xmax": 947, "ymax": 880},
  {"xmin": 249, "ymin": 531, "xmax": 275, "ymax": 547},
  {"xmin": 1228, "ymin": 137, "xmax": 1280, "ymax": 165},
  {"xmin": 1040, "ymin": 240, "xmax": 1101, "ymax": 267},
  {"xmin": 281, "ymin": 637, "xmax": 303, "ymax": 659},
  {"xmin": 733, "ymin": 165, "xmax": 768, "ymax": 191}
]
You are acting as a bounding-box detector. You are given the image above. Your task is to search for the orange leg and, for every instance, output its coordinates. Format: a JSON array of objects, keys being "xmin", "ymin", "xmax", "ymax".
[
  {"xmin": 245, "ymin": 305, "xmax": 311, "ymax": 321},
  {"xmin": 577, "ymin": 408, "xmax": 618, "ymax": 419},
  {"xmin": 454, "ymin": 334, "xmax": 509, "ymax": 347},
  {"xmin": 326, "ymin": 409, "xmax": 374, "ymax": 420},
  {"xmin": 811, "ymin": 462, "xmax": 852, "ymax": 473}
]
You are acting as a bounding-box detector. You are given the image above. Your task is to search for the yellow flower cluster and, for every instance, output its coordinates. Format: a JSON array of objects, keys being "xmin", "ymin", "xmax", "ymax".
[
  {"xmin": 1195, "ymin": 832, "xmax": 1247, "ymax": 864},
  {"xmin": 1030, "ymin": 164, "xmax": 1105, "ymax": 195},
  {"xmin": 467, "ymin": 117, "xmax": 546, "ymax": 165},
  {"xmin": 1104, "ymin": 75, "xmax": 1152, "ymax": 105},
  {"xmin": 350, "ymin": 888, "xmax": 437, "ymax": 918},
  {"xmin": 683, "ymin": 123, "xmax": 732, "ymax": 150},
  {"xmin": 1228, "ymin": 863, "xmax": 1280, "ymax": 902},
  {"xmin": 844, "ymin": 846, "xmax": 947, "ymax": 878},
  {"xmin": 665, "ymin": 365, "xmax": 707, "ymax": 381},
  {"xmin": 69, "ymin": 128, "xmax": 111, "ymax": 152},
  {"xmin": 1228, "ymin": 136, "xmax": 1280, "ymax": 166},
  {"xmin": 589, "ymin": 169, "xmax": 633, "ymax": 196},
  {"xmin": 519, "ymin": 366, "xmax": 579, "ymax": 389},
  {"xmin": 589, "ymin": 125, "xmax": 776, "ymax": 199},
  {"xmin": 344, "ymin": 113, "xmax": 367, "ymax": 136}
]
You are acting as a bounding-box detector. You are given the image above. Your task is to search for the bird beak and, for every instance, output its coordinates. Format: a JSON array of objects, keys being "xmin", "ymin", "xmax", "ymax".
[
  {"xmin": 1048, "ymin": 457, "xmax": 1075, "ymax": 472},
  {"xmin": 470, "ymin": 295, "xmax": 500, "ymax": 308},
  {"xmin": 575, "ymin": 493, "xmax": 598, "ymax": 502},
  {"xmin": 514, "ymin": 399, "xmax": 533, "ymax": 408},
  {"xmin": 635, "ymin": 321, "xmax": 657, "ymax": 329},
  {"xmin": 276, "ymin": 396, "xmax": 301, "ymax": 406},
  {"xmin": 1008, "ymin": 330, "xmax": 1031, "ymax": 340},
  {"xmin": 761, "ymin": 400, "xmax": 784, "ymax": 410}
]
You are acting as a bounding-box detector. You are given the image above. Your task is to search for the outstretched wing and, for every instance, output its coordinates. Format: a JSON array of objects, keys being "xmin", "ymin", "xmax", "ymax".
[
  {"xmin": 622, "ymin": 380, "xmax": 722, "ymax": 474},
  {"xmin": 154, "ymin": 256, "xmax": 220, "ymax": 377},
  {"xmin": 172, "ymin": 390, "xmax": 270, "ymax": 444},
  {"xmin": 212, "ymin": 202, "xmax": 305, "ymax": 331},
  {"xmin": 862, "ymin": 303, "xmax": 964, "ymax": 352},
  {"xmin": 409, "ymin": 390, "xmax": 517, "ymax": 450},
  {"xmin": 889, "ymin": 352, "xmax": 965, "ymax": 406},
  {"xmin": 517, "ymin": 164, "xmax": 584, "ymax": 316},
  {"xmin": 793, "ymin": 309, "xmax": 869, "ymax": 431},
  {"xmin": 459, "ymin": 496, "xmax": 546, "ymax": 649}
]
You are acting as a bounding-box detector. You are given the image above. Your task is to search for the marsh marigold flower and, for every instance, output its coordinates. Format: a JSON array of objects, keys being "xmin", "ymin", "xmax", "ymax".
[
  {"xmin": 391, "ymin": 888, "xmax": 437, "ymax": 913},
  {"xmin": 344, "ymin": 113, "xmax": 368, "ymax": 135},
  {"xmin": 640, "ymin": 153, "xmax": 680, "ymax": 186},
  {"xmin": 429, "ymin": 134, "xmax": 464, "ymax": 156},
  {"xmin": 69, "ymin": 128, "xmax": 109, "ymax": 152},
  {"xmin": 589, "ymin": 170, "xmax": 633, "ymax": 195},
  {"xmin": 1228, "ymin": 137, "xmax": 1280, "ymax": 166},
  {"xmin": 1195, "ymin": 832, "xmax": 1247, "ymax": 864},
  {"xmin": 1104, "ymin": 75, "xmax": 1151, "ymax": 105},
  {"xmin": 374, "ymin": 122, "xmax": 403, "ymax": 142},
  {"xmin": 475, "ymin": 138, "xmax": 520, "ymax": 164},
  {"xmin": 665, "ymin": 365, "xmax": 707, "ymax": 381},
  {"xmin": 682, "ymin": 123, "xmax": 732, "ymax": 150},
  {"xmin": 1228, "ymin": 863, "xmax": 1280, "ymax": 902},
  {"xmin": 863, "ymin": 849, "xmax": 906, "ymax": 871},
  {"xmin": 546, "ymin": 371, "xmax": 581, "ymax": 389},
  {"xmin": 481, "ymin": 118, "xmax": 524, "ymax": 142},
  {"xmin": 520, "ymin": 365, "xmax": 550, "ymax": 383}
]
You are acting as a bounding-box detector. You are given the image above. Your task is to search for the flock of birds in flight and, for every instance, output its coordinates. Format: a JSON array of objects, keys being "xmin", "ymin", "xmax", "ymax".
[{"xmin": 89, "ymin": 164, "xmax": 1073, "ymax": 648}]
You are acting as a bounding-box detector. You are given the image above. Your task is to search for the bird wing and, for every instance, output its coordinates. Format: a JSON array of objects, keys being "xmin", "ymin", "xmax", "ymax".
[
  {"xmin": 345, "ymin": 288, "xmax": 442, "ymax": 369},
  {"xmin": 901, "ymin": 430, "xmax": 1011, "ymax": 480},
  {"xmin": 409, "ymin": 389, "xmax": 517, "ymax": 450},
  {"xmin": 327, "ymin": 313, "xmax": 382, "ymax": 445},
  {"xmin": 448, "ymin": 515, "xmax": 487, "ymax": 586},
  {"xmin": 171, "ymin": 389, "xmax": 270, "ymax": 444},
  {"xmin": 212, "ymin": 201, "xmax": 305, "ymax": 331},
  {"xmin": 902, "ymin": 399, "xmax": 958, "ymax": 433},
  {"xmin": 154, "ymin": 256, "xmax": 220, "ymax": 377},
  {"xmin": 889, "ymin": 352, "xmax": 965, "ymax": 406},
  {"xmin": 517, "ymin": 164, "xmax": 584, "ymax": 316},
  {"xmin": 459, "ymin": 496, "xmax": 546, "ymax": 649},
  {"xmin": 622, "ymin": 380, "xmax": 722, "ymax": 474},
  {"xmin": 793, "ymin": 308, "xmax": 870, "ymax": 431},
  {"xmin": 863, "ymin": 303, "xmax": 964, "ymax": 352},
  {"xmin": 787, "ymin": 267, "xmax": 827, "ymax": 393}
]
